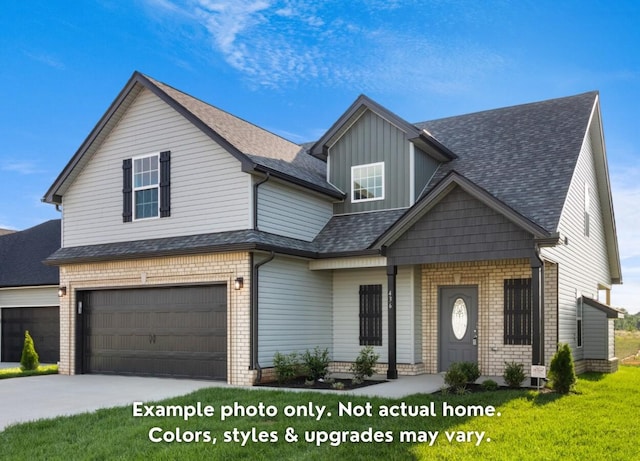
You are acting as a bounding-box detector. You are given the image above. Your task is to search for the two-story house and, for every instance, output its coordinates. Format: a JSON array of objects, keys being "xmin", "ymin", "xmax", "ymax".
[{"xmin": 43, "ymin": 72, "xmax": 622, "ymax": 385}]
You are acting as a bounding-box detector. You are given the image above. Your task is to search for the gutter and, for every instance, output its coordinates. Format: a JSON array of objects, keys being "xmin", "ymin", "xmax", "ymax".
[{"xmin": 251, "ymin": 251, "xmax": 275, "ymax": 384}]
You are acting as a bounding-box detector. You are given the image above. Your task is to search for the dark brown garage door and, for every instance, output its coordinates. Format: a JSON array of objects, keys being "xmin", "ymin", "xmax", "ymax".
[
  {"xmin": 1, "ymin": 307, "xmax": 60, "ymax": 363},
  {"xmin": 80, "ymin": 285, "xmax": 226, "ymax": 380}
]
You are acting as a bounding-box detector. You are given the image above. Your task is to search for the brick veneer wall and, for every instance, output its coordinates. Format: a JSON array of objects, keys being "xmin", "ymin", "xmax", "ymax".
[
  {"xmin": 57, "ymin": 252, "xmax": 254, "ymax": 385},
  {"xmin": 421, "ymin": 259, "xmax": 559, "ymax": 376}
]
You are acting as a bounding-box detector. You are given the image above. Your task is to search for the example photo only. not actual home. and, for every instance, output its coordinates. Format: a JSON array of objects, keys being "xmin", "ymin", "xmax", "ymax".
[{"xmin": 8, "ymin": 70, "xmax": 621, "ymax": 386}]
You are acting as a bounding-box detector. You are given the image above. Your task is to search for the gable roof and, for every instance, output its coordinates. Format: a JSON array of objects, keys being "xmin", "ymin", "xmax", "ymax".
[
  {"xmin": 416, "ymin": 91, "xmax": 598, "ymax": 233},
  {"xmin": 43, "ymin": 72, "xmax": 343, "ymax": 205},
  {"xmin": 308, "ymin": 94, "xmax": 456, "ymax": 162},
  {"xmin": 0, "ymin": 219, "xmax": 60, "ymax": 288}
]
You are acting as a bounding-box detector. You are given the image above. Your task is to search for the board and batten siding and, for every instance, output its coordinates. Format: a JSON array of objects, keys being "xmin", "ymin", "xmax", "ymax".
[
  {"xmin": 414, "ymin": 147, "xmax": 440, "ymax": 200},
  {"xmin": 62, "ymin": 88, "xmax": 250, "ymax": 247},
  {"xmin": 329, "ymin": 110, "xmax": 410, "ymax": 214},
  {"xmin": 257, "ymin": 181, "xmax": 333, "ymax": 242},
  {"xmin": 541, "ymin": 121, "xmax": 612, "ymax": 360},
  {"xmin": 258, "ymin": 256, "xmax": 332, "ymax": 366},
  {"xmin": 0, "ymin": 287, "xmax": 59, "ymax": 308},
  {"xmin": 332, "ymin": 266, "xmax": 419, "ymax": 364}
]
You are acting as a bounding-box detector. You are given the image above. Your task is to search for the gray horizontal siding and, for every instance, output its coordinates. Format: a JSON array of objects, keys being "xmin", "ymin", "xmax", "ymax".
[
  {"xmin": 257, "ymin": 181, "xmax": 333, "ymax": 242},
  {"xmin": 330, "ymin": 110, "xmax": 410, "ymax": 214},
  {"xmin": 258, "ymin": 256, "xmax": 332, "ymax": 366},
  {"xmin": 541, "ymin": 124, "xmax": 612, "ymax": 358},
  {"xmin": 582, "ymin": 305, "xmax": 607, "ymax": 360},
  {"xmin": 388, "ymin": 186, "xmax": 535, "ymax": 265},
  {"xmin": 332, "ymin": 266, "xmax": 417, "ymax": 364},
  {"xmin": 63, "ymin": 88, "xmax": 250, "ymax": 247},
  {"xmin": 0, "ymin": 287, "xmax": 59, "ymax": 308}
]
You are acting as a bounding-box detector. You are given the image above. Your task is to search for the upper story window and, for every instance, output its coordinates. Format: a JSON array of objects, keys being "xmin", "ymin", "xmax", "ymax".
[
  {"xmin": 122, "ymin": 151, "xmax": 171, "ymax": 223},
  {"xmin": 351, "ymin": 162, "xmax": 384, "ymax": 203},
  {"xmin": 134, "ymin": 154, "xmax": 159, "ymax": 219}
]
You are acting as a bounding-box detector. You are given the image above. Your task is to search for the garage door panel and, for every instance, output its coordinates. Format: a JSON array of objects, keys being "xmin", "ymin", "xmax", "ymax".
[
  {"xmin": 1, "ymin": 307, "xmax": 60, "ymax": 363},
  {"xmin": 82, "ymin": 285, "xmax": 227, "ymax": 380}
]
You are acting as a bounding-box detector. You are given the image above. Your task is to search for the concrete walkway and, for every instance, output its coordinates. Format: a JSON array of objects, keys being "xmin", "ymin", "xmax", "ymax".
[{"xmin": 0, "ymin": 371, "xmax": 450, "ymax": 432}]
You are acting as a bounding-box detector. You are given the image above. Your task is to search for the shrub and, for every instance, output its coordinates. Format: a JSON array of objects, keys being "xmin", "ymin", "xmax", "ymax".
[
  {"xmin": 20, "ymin": 330, "xmax": 40, "ymax": 371},
  {"xmin": 549, "ymin": 343, "xmax": 576, "ymax": 394},
  {"xmin": 272, "ymin": 351, "xmax": 300, "ymax": 383},
  {"xmin": 332, "ymin": 381, "xmax": 345, "ymax": 390},
  {"xmin": 302, "ymin": 347, "xmax": 330, "ymax": 381},
  {"xmin": 503, "ymin": 361, "xmax": 526, "ymax": 388},
  {"xmin": 350, "ymin": 346, "xmax": 379, "ymax": 384},
  {"xmin": 458, "ymin": 361, "xmax": 481, "ymax": 383},
  {"xmin": 444, "ymin": 363, "xmax": 468, "ymax": 392},
  {"xmin": 481, "ymin": 379, "xmax": 499, "ymax": 391}
]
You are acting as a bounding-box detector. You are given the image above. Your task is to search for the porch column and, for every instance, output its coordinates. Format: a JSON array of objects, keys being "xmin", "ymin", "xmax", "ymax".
[
  {"xmin": 531, "ymin": 253, "xmax": 544, "ymax": 386},
  {"xmin": 387, "ymin": 265, "xmax": 398, "ymax": 379}
]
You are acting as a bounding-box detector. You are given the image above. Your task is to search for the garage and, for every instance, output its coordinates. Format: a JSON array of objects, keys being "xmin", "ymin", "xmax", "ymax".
[
  {"xmin": 78, "ymin": 285, "xmax": 227, "ymax": 380},
  {"xmin": 1, "ymin": 306, "xmax": 60, "ymax": 363}
]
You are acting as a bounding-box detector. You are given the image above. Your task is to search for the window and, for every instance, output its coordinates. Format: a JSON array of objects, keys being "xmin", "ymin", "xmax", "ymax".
[
  {"xmin": 351, "ymin": 162, "xmax": 384, "ymax": 202},
  {"xmin": 122, "ymin": 151, "xmax": 171, "ymax": 223},
  {"xmin": 504, "ymin": 278, "xmax": 532, "ymax": 345},
  {"xmin": 359, "ymin": 284, "xmax": 382, "ymax": 346},
  {"xmin": 134, "ymin": 154, "xmax": 159, "ymax": 219},
  {"xmin": 584, "ymin": 183, "xmax": 590, "ymax": 237}
]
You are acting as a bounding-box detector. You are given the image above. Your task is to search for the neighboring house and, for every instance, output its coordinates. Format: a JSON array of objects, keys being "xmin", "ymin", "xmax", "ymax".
[
  {"xmin": 43, "ymin": 72, "xmax": 622, "ymax": 385},
  {"xmin": 0, "ymin": 220, "xmax": 61, "ymax": 363}
]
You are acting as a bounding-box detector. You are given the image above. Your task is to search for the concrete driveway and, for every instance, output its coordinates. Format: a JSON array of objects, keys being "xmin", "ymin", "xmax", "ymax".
[{"xmin": 0, "ymin": 374, "xmax": 226, "ymax": 431}]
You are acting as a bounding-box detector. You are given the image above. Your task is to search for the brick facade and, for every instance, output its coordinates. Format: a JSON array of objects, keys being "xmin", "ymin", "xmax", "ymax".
[
  {"xmin": 57, "ymin": 252, "xmax": 255, "ymax": 385},
  {"xmin": 420, "ymin": 258, "xmax": 559, "ymax": 377}
]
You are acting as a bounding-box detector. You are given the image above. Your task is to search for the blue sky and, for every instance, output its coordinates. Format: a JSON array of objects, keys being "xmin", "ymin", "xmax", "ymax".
[{"xmin": 1, "ymin": 0, "xmax": 638, "ymax": 312}]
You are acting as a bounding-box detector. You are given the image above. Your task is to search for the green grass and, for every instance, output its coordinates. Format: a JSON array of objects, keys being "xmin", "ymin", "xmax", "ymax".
[
  {"xmin": 615, "ymin": 330, "xmax": 640, "ymax": 360},
  {"xmin": 0, "ymin": 364, "xmax": 58, "ymax": 380},
  {"xmin": 1, "ymin": 367, "xmax": 639, "ymax": 460}
]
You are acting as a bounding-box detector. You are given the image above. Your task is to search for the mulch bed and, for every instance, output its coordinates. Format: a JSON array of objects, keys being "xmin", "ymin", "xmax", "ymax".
[{"xmin": 256, "ymin": 376, "xmax": 387, "ymax": 391}]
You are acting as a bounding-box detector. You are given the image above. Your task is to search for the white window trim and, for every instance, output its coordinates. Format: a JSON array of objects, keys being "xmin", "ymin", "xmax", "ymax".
[
  {"xmin": 351, "ymin": 161, "xmax": 385, "ymax": 203},
  {"xmin": 132, "ymin": 152, "xmax": 160, "ymax": 221}
]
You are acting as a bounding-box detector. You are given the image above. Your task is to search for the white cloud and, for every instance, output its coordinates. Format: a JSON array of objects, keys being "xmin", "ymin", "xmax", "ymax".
[
  {"xmin": 24, "ymin": 51, "xmax": 65, "ymax": 69},
  {"xmin": 143, "ymin": 0, "xmax": 505, "ymax": 92},
  {"xmin": 1, "ymin": 161, "xmax": 44, "ymax": 175}
]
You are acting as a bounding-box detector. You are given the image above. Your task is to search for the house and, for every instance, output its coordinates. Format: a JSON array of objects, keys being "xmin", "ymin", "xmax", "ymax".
[
  {"xmin": 43, "ymin": 72, "xmax": 622, "ymax": 385},
  {"xmin": 0, "ymin": 220, "xmax": 61, "ymax": 363}
]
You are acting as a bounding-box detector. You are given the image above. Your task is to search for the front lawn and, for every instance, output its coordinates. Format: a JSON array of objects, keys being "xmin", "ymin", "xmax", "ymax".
[
  {"xmin": 0, "ymin": 364, "xmax": 58, "ymax": 380},
  {"xmin": 1, "ymin": 367, "xmax": 638, "ymax": 460}
]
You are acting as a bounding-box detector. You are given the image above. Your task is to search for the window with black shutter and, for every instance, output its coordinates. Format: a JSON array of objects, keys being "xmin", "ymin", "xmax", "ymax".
[
  {"xmin": 123, "ymin": 151, "xmax": 170, "ymax": 221},
  {"xmin": 504, "ymin": 278, "xmax": 532, "ymax": 345},
  {"xmin": 359, "ymin": 284, "xmax": 382, "ymax": 346}
]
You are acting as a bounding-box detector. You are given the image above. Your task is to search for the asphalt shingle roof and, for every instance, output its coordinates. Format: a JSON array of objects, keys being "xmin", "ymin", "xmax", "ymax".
[
  {"xmin": 416, "ymin": 91, "xmax": 597, "ymax": 232},
  {"xmin": 0, "ymin": 220, "xmax": 60, "ymax": 287}
]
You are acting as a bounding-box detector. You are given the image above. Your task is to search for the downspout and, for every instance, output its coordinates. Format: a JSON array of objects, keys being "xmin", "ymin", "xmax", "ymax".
[
  {"xmin": 253, "ymin": 173, "xmax": 271, "ymax": 230},
  {"xmin": 531, "ymin": 245, "xmax": 545, "ymax": 386},
  {"xmin": 251, "ymin": 250, "xmax": 275, "ymax": 384}
]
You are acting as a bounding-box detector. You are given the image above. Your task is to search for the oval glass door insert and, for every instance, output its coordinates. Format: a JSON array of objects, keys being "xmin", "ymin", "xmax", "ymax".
[{"xmin": 451, "ymin": 298, "xmax": 468, "ymax": 340}]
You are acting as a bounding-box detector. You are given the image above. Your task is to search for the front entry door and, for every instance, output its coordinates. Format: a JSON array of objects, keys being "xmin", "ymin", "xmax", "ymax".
[{"xmin": 439, "ymin": 286, "xmax": 478, "ymax": 371}]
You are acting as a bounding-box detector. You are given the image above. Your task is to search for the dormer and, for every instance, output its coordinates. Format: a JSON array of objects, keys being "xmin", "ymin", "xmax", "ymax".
[{"xmin": 310, "ymin": 95, "xmax": 456, "ymax": 214}]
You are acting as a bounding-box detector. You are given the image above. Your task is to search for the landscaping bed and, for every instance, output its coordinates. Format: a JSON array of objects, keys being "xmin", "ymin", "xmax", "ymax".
[{"xmin": 256, "ymin": 376, "xmax": 386, "ymax": 391}]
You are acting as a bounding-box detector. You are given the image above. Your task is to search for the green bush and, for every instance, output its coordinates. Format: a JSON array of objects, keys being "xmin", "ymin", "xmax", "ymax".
[
  {"xmin": 302, "ymin": 347, "xmax": 330, "ymax": 381},
  {"xmin": 549, "ymin": 343, "xmax": 576, "ymax": 394},
  {"xmin": 458, "ymin": 361, "xmax": 481, "ymax": 383},
  {"xmin": 444, "ymin": 363, "xmax": 468, "ymax": 392},
  {"xmin": 272, "ymin": 351, "xmax": 300, "ymax": 383},
  {"xmin": 20, "ymin": 330, "xmax": 40, "ymax": 371},
  {"xmin": 503, "ymin": 361, "xmax": 526, "ymax": 388},
  {"xmin": 481, "ymin": 379, "xmax": 499, "ymax": 391},
  {"xmin": 350, "ymin": 346, "xmax": 379, "ymax": 384}
]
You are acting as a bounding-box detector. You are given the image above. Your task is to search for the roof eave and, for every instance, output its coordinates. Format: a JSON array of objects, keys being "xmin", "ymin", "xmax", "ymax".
[{"xmin": 248, "ymin": 164, "xmax": 345, "ymax": 200}]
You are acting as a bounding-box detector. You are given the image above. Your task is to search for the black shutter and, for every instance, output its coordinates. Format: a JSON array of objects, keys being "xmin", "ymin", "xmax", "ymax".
[
  {"xmin": 122, "ymin": 158, "xmax": 132, "ymax": 223},
  {"xmin": 159, "ymin": 150, "xmax": 171, "ymax": 218},
  {"xmin": 504, "ymin": 278, "xmax": 532, "ymax": 345},
  {"xmin": 359, "ymin": 284, "xmax": 382, "ymax": 346}
]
